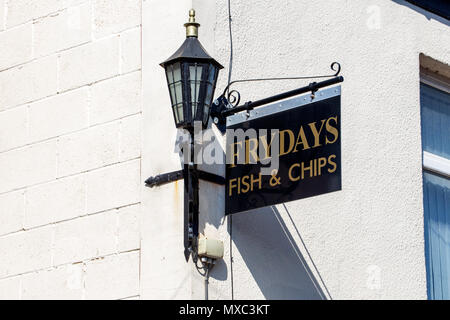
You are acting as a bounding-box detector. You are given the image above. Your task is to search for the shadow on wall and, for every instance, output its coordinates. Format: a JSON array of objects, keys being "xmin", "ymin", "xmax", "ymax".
[
  {"xmin": 391, "ymin": 0, "xmax": 450, "ymax": 26},
  {"xmin": 230, "ymin": 205, "xmax": 331, "ymax": 300},
  {"xmin": 196, "ymin": 125, "xmax": 330, "ymax": 299}
]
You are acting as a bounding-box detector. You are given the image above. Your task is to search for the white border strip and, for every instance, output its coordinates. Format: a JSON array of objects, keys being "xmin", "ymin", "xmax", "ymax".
[
  {"xmin": 226, "ymin": 85, "xmax": 341, "ymax": 127},
  {"xmin": 423, "ymin": 151, "xmax": 450, "ymax": 178}
]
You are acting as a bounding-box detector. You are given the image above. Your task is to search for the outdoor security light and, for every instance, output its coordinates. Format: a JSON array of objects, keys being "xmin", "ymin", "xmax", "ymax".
[{"xmin": 160, "ymin": 9, "xmax": 223, "ymax": 129}]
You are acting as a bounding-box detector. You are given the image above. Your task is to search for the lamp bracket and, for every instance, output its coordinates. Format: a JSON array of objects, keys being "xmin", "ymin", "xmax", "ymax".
[{"xmin": 145, "ymin": 170, "xmax": 225, "ymax": 188}]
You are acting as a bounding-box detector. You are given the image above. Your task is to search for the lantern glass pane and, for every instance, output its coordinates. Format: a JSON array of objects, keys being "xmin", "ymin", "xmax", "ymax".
[
  {"xmin": 189, "ymin": 64, "xmax": 203, "ymax": 118},
  {"xmin": 166, "ymin": 62, "xmax": 183, "ymax": 109},
  {"xmin": 174, "ymin": 81, "xmax": 183, "ymax": 107},
  {"xmin": 176, "ymin": 103, "xmax": 184, "ymax": 122},
  {"xmin": 173, "ymin": 63, "xmax": 182, "ymax": 82},
  {"xmin": 202, "ymin": 65, "xmax": 217, "ymax": 124},
  {"xmin": 165, "ymin": 62, "xmax": 184, "ymax": 126},
  {"xmin": 169, "ymin": 84, "xmax": 176, "ymax": 104}
]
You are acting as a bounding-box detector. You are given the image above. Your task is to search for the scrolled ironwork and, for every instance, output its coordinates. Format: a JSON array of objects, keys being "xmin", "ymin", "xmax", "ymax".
[
  {"xmin": 220, "ymin": 61, "xmax": 342, "ymax": 103},
  {"xmin": 227, "ymin": 89, "xmax": 241, "ymax": 108}
]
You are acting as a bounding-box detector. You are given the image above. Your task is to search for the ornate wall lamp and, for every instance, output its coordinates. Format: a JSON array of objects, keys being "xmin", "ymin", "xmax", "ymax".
[{"xmin": 146, "ymin": 10, "xmax": 225, "ymax": 261}]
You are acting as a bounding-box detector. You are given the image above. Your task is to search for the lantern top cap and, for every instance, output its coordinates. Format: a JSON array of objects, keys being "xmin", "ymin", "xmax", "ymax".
[
  {"xmin": 160, "ymin": 9, "xmax": 224, "ymax": 69},
  {"xmin": 184, "ymin": 9, "xmax": 200, "ymax": 38}
]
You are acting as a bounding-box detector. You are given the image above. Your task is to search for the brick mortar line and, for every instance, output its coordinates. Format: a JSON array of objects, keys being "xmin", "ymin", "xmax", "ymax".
[
  {"xmin": 0, "ymin": 109, "xmax": 142, "ymax": 155},
  {"xmin": 0, "ymin": 67, "xmax": 142, "ymax": 113},
  {"xmin": 120, "ymin": 295, "xmax": 140, "ymax": 300},
  {"xmin": 0, "ymin": 201, "xmax": 141, "ymax": 239},
  {"xmin": 0, "ymin": 24, "xmax": 142, "ymax": 74},
  {"xmin": 1, "ymin": 0, "xmax": 91, "ymax": 32},
  {"xmin": 0, "ymin": 156, "xmax": 142, "ymax": 197},
  {"xmin": 0, "ymin": 248, "xmax": 141, "ymax": 283}
]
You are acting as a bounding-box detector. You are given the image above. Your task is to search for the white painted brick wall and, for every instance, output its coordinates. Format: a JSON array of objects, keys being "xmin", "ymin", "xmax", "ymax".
[
  {"xmin": 90, "ymin": 71, "xmax": 141, "ymax": 125},
  {"xmin": 53, "ymin": 212, "xmax": 117, "ymax": 265},
  {"xmin": 120, "ymin": 114, "xmax": 142, "ymax": 161},
  {"xmin": 0, "ymin": 0, "xmax": 142, "ymax": 299},
  {"xmin": 0, "ymin": 1, "xmax": 4, "ymax": 31},
  {"xmin": 117, "ymin": 204, "xmax": 141, "ymax": 252},
  {"xmin": 85, "ymin": 160, "xmax": 140, "ymax": 214},
  {"xmin": 84, "ymin": 251, "xmax": 140, "ymax": 300},
  {"xmin": 21, "ymin": 264, "xmax": 84, "ymax": 299},
  {"xmin": 0, "ymin": 226, "xmax": 53, "ymax": 278},
  {"xmin": 25, "ymin": 174, "xmax": 85, "ymax": 228},
  {"xmin": 0, "ymin": 56, "xmax": 57, "ymax": 109},
  {"xmin": 0, "ymin": 277, "xmax": 21, "ymax": 300},
  {"xmin": 0, "ymin": 105, "xmax": 28, "ymax": 152},
  {"xmin": 120, "ymin": 27, "xmax": 141, "ymax": 74},
  {"xmin": 58, "ymin": 36, "xmax": 120, "ymax": 92},
  {"xmin": 5, "ymin": 0, "xmax": 85, "ymax": 28},
  {"xmin": 0, "ymin": 190, "xmax": 25, "ymax": 236},
  {"xmin": 0, "ymin": 140, "xmax": 57, "ymax": 193},
  {"xmin": 29, "ymin": 87, "xmax": 89, "ymax": 143},
  {"xmin": 0, "ymin": 23, "xmax": 32, "ymax": 70},
  {"xmin": 33, "ymin": 3, "xmax": 92, "ymax": 58},
  {"xmin": 93, "ymin": 0, "xmax": 141, "ymax": 39},
  {"xmin": 57, "ymin": 121, "xmax": 120, "ymax": 177}
]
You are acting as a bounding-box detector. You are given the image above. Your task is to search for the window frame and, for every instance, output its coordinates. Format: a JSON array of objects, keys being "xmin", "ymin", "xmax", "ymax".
[{"xmin": 420, "ymin": 70, "xmax": 450, "ymax": 178}]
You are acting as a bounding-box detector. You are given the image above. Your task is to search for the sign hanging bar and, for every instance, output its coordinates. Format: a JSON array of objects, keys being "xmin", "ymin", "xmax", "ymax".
[{"xmin": 221, "ymin": 76, "xmax": 344, "ymax": 118}]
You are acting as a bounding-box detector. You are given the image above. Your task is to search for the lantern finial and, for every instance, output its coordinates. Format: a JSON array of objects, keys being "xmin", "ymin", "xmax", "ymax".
[{"xmin": 184, "ymin": 9, "xmax": 200, "ymax": 38}]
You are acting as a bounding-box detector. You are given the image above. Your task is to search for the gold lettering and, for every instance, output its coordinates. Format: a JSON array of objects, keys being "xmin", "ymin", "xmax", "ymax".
[
  {"xmin": 328, "ymin": 154, "xmax": 337, "ymax": 173},
  {"xmin": 245, "ymin": 138, "xmax": 259, "ymax": 164},
  {"xmin": 318, "ymin": 157, "xmax": 327, "ymax": 175},
  {"xmin": 325, "ymin": 116, "xmax": 339, "ymax": 145},
  {"xmin": 289, "ymin": 163, "xmax": 300, "ymax": 182},
  {"xmin": 260, "ymin": 132, "xmax": 277, "ymax": 160},
  {"xmin": 293, "ymin": 126, "xmax": 310, "ymax": 152},
  {"xmin": 301, "ymin": 160, "xmax": 314, "ymax": 179},
  {"xmin": 308, "ymin": 119, "xmax": 326, "ymax": 148},
  {"xmin": 229, "ymin": 141, "xmax": 243, "ymax": 168},
  {"xmin": 251, "ymin": 173, "xmax": 262, "ymax": 191},
  {"xmin": 229, "ymin": 178, "xmax": 237, "ymax": 196},
  {"xmin": 241, "ymin": 175, "xmax": 250, "ymax": 193},
  {"xmin": 280, "ymin": 130, "xmax": 295, "ymax": 156}
]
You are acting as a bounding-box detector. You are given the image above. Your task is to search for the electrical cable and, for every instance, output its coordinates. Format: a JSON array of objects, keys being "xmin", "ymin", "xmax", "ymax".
[
  {"xmin": 202, "ymin": 258, "xmax": 215, "ymax": 300},
  {"xmin": 227, "ymin": 0, "xmax": 235, "ymax": 301},
  {"xmin": 227, "ymin": 0, "xmax": 233, "ymax": 87}
]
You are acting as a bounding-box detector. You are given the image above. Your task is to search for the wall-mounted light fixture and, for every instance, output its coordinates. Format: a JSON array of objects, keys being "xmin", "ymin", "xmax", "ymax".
[
  {"xmin": 160, "ymin": 9, "xmax": 223, "ymax": 130},
  {"xmin": 146, "ymin": 9, "xmax": 225, "ymax": 261}
]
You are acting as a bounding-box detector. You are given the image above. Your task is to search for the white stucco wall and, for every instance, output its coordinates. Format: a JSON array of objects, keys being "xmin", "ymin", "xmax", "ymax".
[{"xmin": 142, "ymin": 0, "xmax": 449, "ymax": 300}]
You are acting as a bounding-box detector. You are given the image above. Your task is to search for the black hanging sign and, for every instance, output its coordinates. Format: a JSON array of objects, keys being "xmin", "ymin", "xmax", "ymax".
[{"xmin": 225, "ymin": 86, "xmax": 342, "ymax": 215}]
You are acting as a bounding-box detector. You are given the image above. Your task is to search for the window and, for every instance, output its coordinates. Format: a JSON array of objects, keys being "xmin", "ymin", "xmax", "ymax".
[
  {"xmin": 406, "ymin": 0, "xmax": 450, "ymax": 20},
  {"xmin": 420, "ymin": 74, "xmax": 450, "ymax": 300}
]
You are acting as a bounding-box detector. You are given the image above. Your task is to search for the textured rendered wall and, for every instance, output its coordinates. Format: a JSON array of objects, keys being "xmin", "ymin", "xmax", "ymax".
[
  {"xmin": 0, "ymin": 0, "xmax": 142, "ymax": 299},
  {"xmin": 142, "ymin": 0, "xmax": 449, "ymax": 300},
  {"xmin": 210, "ymin": 0, "xmax": 449, "ymax": 299}
]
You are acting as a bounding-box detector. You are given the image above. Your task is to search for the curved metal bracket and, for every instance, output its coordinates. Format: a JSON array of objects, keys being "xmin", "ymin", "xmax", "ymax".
[
  {"xmin": 222, "ymin": 62, "xmax": 341, "ymax": 108},
  {"xmin": 211, "ymin": 63, "xmax": 344, "ymax": 133}
]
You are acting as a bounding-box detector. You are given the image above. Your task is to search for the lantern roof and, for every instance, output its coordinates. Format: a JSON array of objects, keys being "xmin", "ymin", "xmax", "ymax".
[{"xmin": 160, "ymin": 9, "xmax": 223, "ymax": 69}]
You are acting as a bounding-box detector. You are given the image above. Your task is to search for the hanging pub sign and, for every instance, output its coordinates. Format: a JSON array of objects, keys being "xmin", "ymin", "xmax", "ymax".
[{"xmin": 225, "ymin": 86, "xmax": 342, "ymax": 215}]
